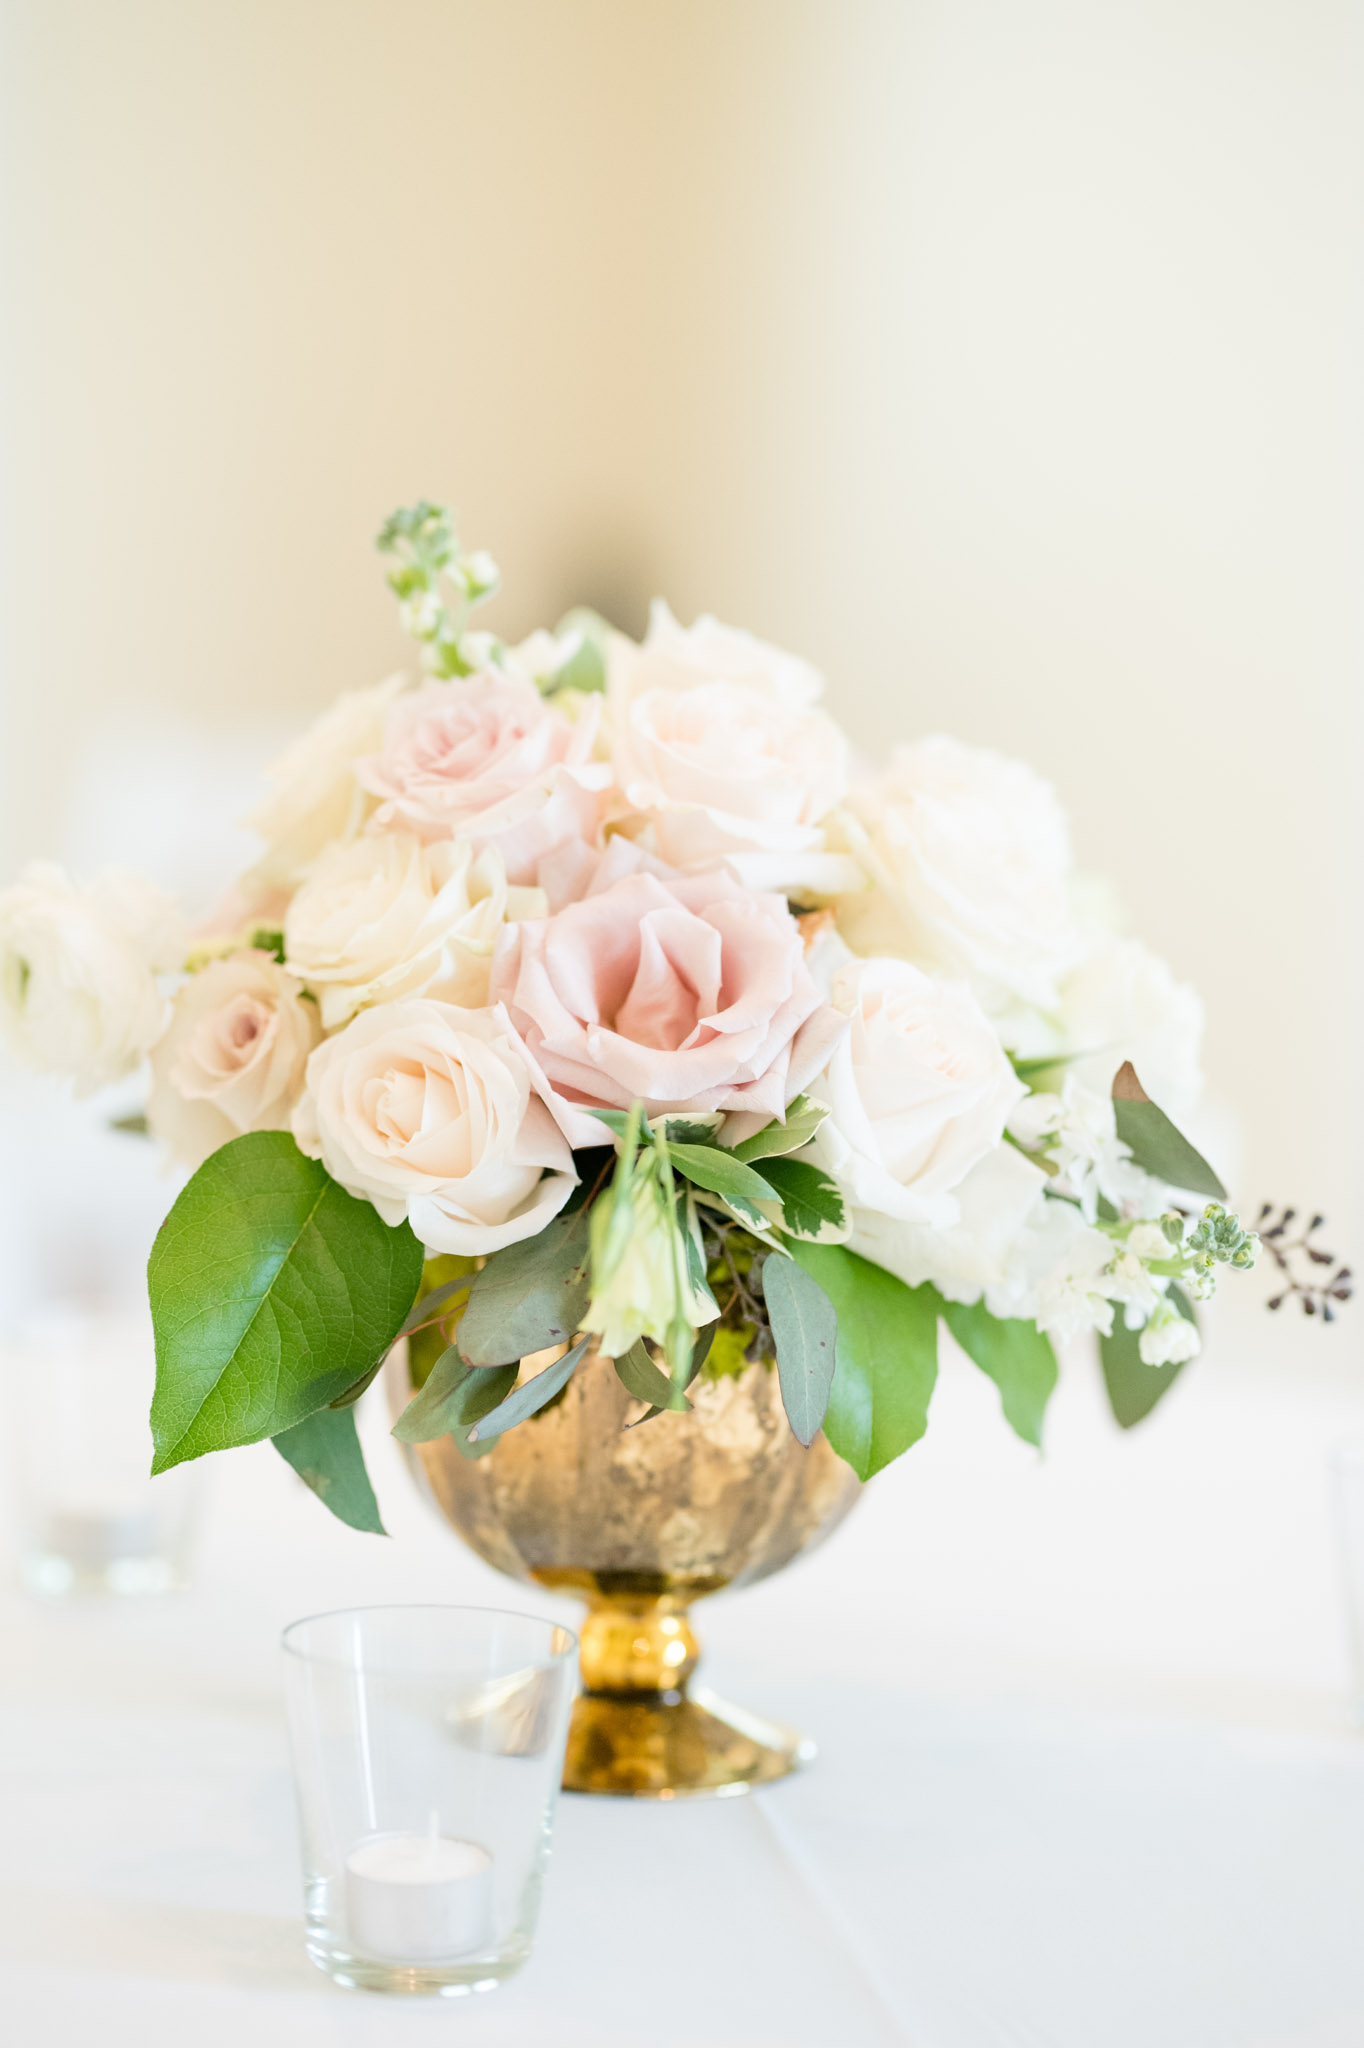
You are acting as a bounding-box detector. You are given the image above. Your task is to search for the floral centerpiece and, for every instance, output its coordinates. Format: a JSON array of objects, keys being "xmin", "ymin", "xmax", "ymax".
[{"xmin": 0, "ymin": 502, "xmax": 1311, "ymax": 1542}]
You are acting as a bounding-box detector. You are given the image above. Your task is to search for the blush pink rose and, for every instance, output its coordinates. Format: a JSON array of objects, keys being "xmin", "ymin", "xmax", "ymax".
[
  {"xmin": 490, "ymin": 840, "xmax": 846, "ymax": 1145},
  {"xmin": 356, "ymin": 671, "xmax": 609, "ymax": 883}
]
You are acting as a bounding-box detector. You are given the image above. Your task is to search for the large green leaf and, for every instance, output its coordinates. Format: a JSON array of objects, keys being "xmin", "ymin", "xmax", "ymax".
[
  {"xmin": 457, "ymin": 1208, "xmax": 591, "ymax": 1366},
  {"xmin": 148, "ymin": 1132, "xmax": 424, "ymax": 1475},
  {"xmin": 1099, "ymin": 1283, "xmax": 1198, "ymax": 1429},
  {"xmin": 764, "ymin": 1253, "xmax": 838, "ymax": 1446},
  {"xmin": 941, "ymin": 1299, "xmax": 1058, "ymax": 1448},
  {"xmin": 272, "ymin": 1405, "xmax": 386, "ymax": 1534},
  {"xmin": 789, "ymin": 1242, "xmax": 937, "ymax": 1479},
  {"xmin": 1112, "ymin": 1063, "xmax": 1226, "ymax": 1200},
  {"xmin": 664, "ymin": 1142, "xmax": 777, "ymax": 1206},
  {"xmin": 391, "ymin": 1347, "xmax": 518, "ymax": 1442},
  {"xmin": 467, "ymin": 1335, "xmax": 591, "ymax": 1442}
]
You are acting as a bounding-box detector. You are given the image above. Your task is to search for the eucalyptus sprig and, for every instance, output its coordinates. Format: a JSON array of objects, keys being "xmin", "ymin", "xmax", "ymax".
[{"xmin": 376, "ymin": 499, "xmax": 501, "ymax": 678}]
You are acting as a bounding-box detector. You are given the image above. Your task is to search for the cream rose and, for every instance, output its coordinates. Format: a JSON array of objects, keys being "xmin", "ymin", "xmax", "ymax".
[
  {"xmin": 808, "ymin": 957, "xmax": 1026, "ymax": 1232},
  {"xmin": 147, "ymin": 949, "xmax": 320, "ymax": 1168},
  {"xmin": 1058, "ymin": 938, "xmax": 1204, "ymax": 1118},
  {"xmin": 0, "ymin": 863, "xmax": 182, "ymax": 1095},
  {"xmin": 245, "ymin": 674, "xmax": 407, "ymax": 890},
  {"xmin": 850, "ymin": 1142, "xmax": 1049, "ymax": 1307},
  {"xmin": 612, "ymin": 599, "xmax": 826, "ymax": 710},
  {"xmin": 357, "ymin": 671, "xmax": 609, "ymax": 882},
  {"xmin": 490, "ymin": 839, "xmax": 846, "ymax": 1146},
  {"xmin": 837, "ymin": 736, "xmax": 1079, "ymax": 1016},
  {"xmin": 291, "ymin": 1000, "xmax": 577, "ymax": 1254},
  {"xmin": 283, "ymin": 832, "xmax": 545, "ymax": 1030}
]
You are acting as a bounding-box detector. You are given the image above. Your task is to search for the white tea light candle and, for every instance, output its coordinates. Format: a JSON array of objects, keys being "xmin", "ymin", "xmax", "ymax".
[{"xmin": 344, "ymin": 1826, "xmax": 494, "ymax": 1964}]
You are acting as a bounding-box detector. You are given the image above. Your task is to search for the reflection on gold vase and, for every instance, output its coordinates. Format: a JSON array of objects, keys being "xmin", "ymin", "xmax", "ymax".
[{"xmin": 394, "ymin": 1343, "xmax": 861, "ymax": 1797}]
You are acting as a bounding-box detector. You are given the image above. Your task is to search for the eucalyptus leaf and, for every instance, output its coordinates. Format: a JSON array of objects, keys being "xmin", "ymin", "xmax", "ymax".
[
  {"xmin": 1099, "ymin": 1284, "xmax": 1198, "ymax": 1429},
  {"xmin": 613, "ymin": 1339, "xmax": 692, "ymax": 1412},
  {"xmin": 148, "ymin": 1132, "xmax": 424, "ymax": 1475},
  {"xmin": 730, "ymin": 1096, "xmax": 830, "ymax": 1163},
  {"xmin": 1112, "ymin": 1063, "xmax": 1227, "ymax": 1200},
  {"xmin": 941, "ymin": 1300, "xmax": 1058, "ymax": 1448},
  {"xmin": 789, "ymin": 1242, "xmax": 938, "ymax": 1480},
  {"xmin": 759, "ymin": 1157, "xmax": 846, "ymax": 1241},
  {"xmin": 664, "ymin": 1143, "xmax": 777, "ymax": 1206},
  {"xmin": 468, "ymin": 1335, "xmax": 591, "ymax": 1442},
  {"xmin": 392, "ymin": 1347, "xmax": 518, "ymax": 1442},
  {"xmin": 458, "ymin": 1207, "xmax": 591, "ymax": 1366},
  {"xmin": 272, "ymin": 1403, "xmax": 386, "ymax": 1535},
  {"xmin": 764, "ymin": 1253, "xmax": 838, "ymax": 1446}
]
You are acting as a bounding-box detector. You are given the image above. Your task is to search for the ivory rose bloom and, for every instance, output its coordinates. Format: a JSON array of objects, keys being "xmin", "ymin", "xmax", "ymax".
[
  {"xmin": 292, "ymin": 1000, "xmax": 576, "ymax": 1254},
  {"xmin": 612, "ymin": 599, "xmax": 825, "ymax": 710},
  {"xmin": 147, "ymin": 949, "xmax": 320, "ymax": 1168},
  {"xmin": 850, "ymin": 1141, "xmax": 1048, "ymax": 1306},
  {"xmin": 357, "ymin": 671, "xmax": 609, "ymax": 882},
  {"xmin": 0, "ymin": 864, "xmax": 182, "ymax": 1095},
  {"xmin": 490, "ymin": 840, "xmax": 846, "ymax": 1147},
  {"xmin": 837, "ymin": 736, "xmax": 1079, "ymax": 1017},
  {"xmin": 808, "ymin": 957, "xmax": 1026, "ymax": 1231},
  {"xmin": 245, "ymin": 675, "xmax": 407, "ymax": 890},
  {"xmin": 283, "ymin": 832, "xmax": 544, "ymax": 1030},
  {"xmin": 1058, "ymin": 938, "xmax": 1204, "ymax": 1118},
  {"xmin": 611, "ymin": 666, "xmax": 861, "ymax": 895}
]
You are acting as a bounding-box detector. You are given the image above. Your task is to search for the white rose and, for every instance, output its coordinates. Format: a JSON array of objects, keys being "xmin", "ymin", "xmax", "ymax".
[
  {"xmin": 809, "ymin": 957, "xmax": 1025, "ymax": 1231},
  {"xmin": 849, "ymin": 1142, "xmax": 1049, "ymax": 1306},
  {"xmin": 613, "ymin": 599, "xmax": 825, "ymax": 710},
  {"xmin": 1058, "ymin": 939, "xmax": 1204, "ymax": 1119},
  {"xmin": 610, "ymin": 671, "xmax": 861, "ymax": 896},
  {"xmin": 245, "ymin": 674, "xmax": 408, "ymax": 890},
  {"xmin": 0, "ymin": 863, "xmax": 182, "ymax": 1095},
  {"xmin": 292, "ymin": 1000, "xmax": 577, "ymax": 1255},
  {"xmin": 837, "ymin": 736, "xmax": 1080, "ymax": 1016},
  {"xmin": 147, "ymin": 949, "xmax": 320, "ymax": 1168},
  {"xmin": 283, "ymin": 832, "xmax": 545, "ymax": 1030}
]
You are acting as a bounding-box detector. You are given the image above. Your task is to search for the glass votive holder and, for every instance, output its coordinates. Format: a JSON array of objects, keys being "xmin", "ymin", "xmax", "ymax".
[
  {"xmin": 282, "ymin": 1604, "xmax": 578, "ymax": 1997},
  {"xmin": 5, "ymin": 1301, "xmax": 199, "ymax": 1595}
]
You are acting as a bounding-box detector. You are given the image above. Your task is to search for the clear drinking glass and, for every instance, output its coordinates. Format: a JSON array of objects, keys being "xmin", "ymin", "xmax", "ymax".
[
  {"xmin": 282, "ymin": 1604, "xmax": 578, "ymax": 1996},
  {"xmin": 6, "ymin": 1301, "xmax": 199, "ymax": 1595},
  {"xmin": 1330, "ymin": 1437, "xmax": 1364, "ymax": 1724}
]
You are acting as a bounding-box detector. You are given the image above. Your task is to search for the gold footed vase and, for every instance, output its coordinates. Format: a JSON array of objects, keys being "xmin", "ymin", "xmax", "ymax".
[{"xmin": 395, "ymin": 1344, "xmax": 861, "ymax": 1798}]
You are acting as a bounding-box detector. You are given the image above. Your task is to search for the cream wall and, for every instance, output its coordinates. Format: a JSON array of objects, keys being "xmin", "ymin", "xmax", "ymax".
[{"xmin": 1, "ymin": 0, "xmax": 1359, "ymax": 1241}]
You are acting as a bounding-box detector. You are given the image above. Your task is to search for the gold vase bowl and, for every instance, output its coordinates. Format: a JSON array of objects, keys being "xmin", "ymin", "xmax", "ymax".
[{"xmin": 395, "ymin": 1343, "xmax": 861, "ymax": 1798}]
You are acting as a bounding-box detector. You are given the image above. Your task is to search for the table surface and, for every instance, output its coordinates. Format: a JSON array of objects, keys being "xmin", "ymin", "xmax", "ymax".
[{"xmin": 3, "ymin": 1305, "xmax": 1363, "ymax": 2048}]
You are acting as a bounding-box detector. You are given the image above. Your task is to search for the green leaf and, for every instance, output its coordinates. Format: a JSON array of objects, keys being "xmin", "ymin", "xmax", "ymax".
[
  {"xmin": 458, "ymin": 1208, "xmax": 591, "ymax": 1366},
  {"xmin": 110, "ymin": 1111, "xmax": 149, "ymax": 1136},
  {"xmin": 664, "ymin": 1142, "xmax": 777, "ymax": 1206},
  {"xmin": 468, "ymin": 1336, "xmax": 591, "ymax": 1442},
  {"xmin": 941, "ymin": 1299, "xmax": 1058, "ymax": 1448},
  {"xmin": 764, "ymin": 1254, "xmax": 838, "ymax": 1446},
  {"xmin": 272, "ymin": 1403, "xmax": 386, "ymax": 1534},
  {"xmin": 730, "ymin": 1096, "xmax": 830, "ymax": 1162},
  {"xmin": 148, "ymin": 1132, "xmax": 424, "ymax": 1476},
  {"xmin": 613, "ymin": 1338, "xmax": 692, "ymax": 1411},
  {"xmin": 789, "ymin": 1242, "xmax": 938, "ymax": 1480},
  {"xmin": 392, "ymin": 1347, "xmax": 518, "ymax": 1443},
  {"xmin": 587, "ymin": 1108, "xmax": 632, "ymax": 1139},
  {"xmin": 1099, "ymin": 1283, "xmax": 1197, "ymax": 1429},
  {"xmin": 760, "ymin": 1157, "xmax": 846, "ymax": 1240},
  {"xmin": 1112, "ymin": 1063, "xmax": 1226, "ymax": 1200}
]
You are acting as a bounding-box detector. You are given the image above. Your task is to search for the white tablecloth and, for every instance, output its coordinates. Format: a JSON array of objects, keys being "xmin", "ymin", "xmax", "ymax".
[{"xmin": 3, "ymin": 1311, "xmax": 1363, "ymax": 2048}]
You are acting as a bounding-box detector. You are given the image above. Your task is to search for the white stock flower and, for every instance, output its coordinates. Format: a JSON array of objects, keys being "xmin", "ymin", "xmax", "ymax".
[
  {"xmin": 292, "ymin": 999, "xmax": 577, "ymax": 1255},
  {"xmin": 245, "ymin": 675, "xmax": 407, "ymax": 889},
  {"xmin": 836, "ymin": 736, "xmax": 1080, "ymax": 1017},
  {"xmin": 982, "ymin": 1199, "xmax": 1118, "ymax": 1344},
  {"xmin": 609, "ymin": 606, "xmax": 859, "ymax": 893},
  {"xmin": 1138, "ymin": 1296, "xmax": 1201, "ymax": 1367},
  {"xmin": 147, "ymin": 949, "xmax": 320, "ymax": 1168},
  {"xmin": 1009, "ymin": 1077, "xmax": 1152, "ymax": 1223},
  {"xmin": 0, "ymin": 863, "xmax": 182, "ymax": 1095},
  {"xmin": 809, "ymin": 957, "xmax": 1025, "ymax": 1232},
  {"xmin": 1058, "ymin": 938, "xmax": 1204, "ymax": 1119},
  {"xmin": 283, "ymin": 832, "xmax": 545, "ymax": 1030}
]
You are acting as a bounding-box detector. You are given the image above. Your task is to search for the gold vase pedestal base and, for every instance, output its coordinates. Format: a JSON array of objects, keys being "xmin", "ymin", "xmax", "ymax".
[
  {"xmin": 552, "ymin": 1582, "xmax": 814, "ymax": 1798},
  {"xmin": 564, "ymin": 1687, "xmax": 814, "ymax": 1799}
]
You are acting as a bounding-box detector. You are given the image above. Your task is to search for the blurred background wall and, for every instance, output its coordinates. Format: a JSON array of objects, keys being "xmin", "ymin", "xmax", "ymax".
[{"xmin": 0, "ymin": 0, "xmax": 1359, "ymax": 1257}]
